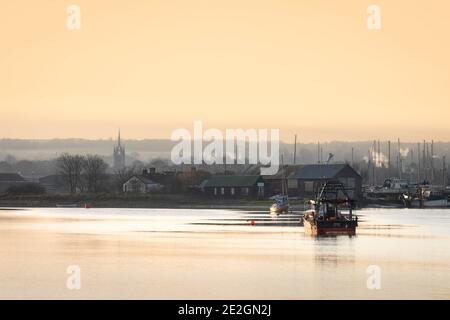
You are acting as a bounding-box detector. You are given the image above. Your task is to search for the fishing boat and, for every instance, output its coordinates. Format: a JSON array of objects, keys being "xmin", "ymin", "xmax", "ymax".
[
  {"xmin": 364, "ymin": 178, "xmax": 409, "ymax": 206},
  {"xmin": 302, "ymin": 180, "xmax": 358, "ymax": 236},
  {"xmin": 269, "ymin": 156, "xmax": 289, "ymax": 214}
]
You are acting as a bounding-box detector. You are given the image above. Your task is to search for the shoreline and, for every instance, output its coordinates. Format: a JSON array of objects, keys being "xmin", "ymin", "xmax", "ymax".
[
  {"xmin": 0, "ymin": 193, "xmax": 305, "ymax": 210},
  {"xmin": 2, "ymin": 193, "xmax": 437, "ymax": 210}
]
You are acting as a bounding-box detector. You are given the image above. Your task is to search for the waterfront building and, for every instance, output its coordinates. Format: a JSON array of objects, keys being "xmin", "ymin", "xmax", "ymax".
[
  {"xmin": 0, "ymin": 173, "xmax": 26, "ymax": 193},
  {"xmin": 122, "ymin": 175, "xmax": 163, "ymax": 193},
  {"xmin": 287, "ymin": 164, "xmax": 362, "ymax": 200},
  {"xmin": 203, "ymin": 175, "xmax": 264, "ymax": 198}
]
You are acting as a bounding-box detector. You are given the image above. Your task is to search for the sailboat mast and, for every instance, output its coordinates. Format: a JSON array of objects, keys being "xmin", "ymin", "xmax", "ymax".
[
  {"xmin": 293, "ymin": 134, "xmax": 297, "ymax": 165},
  {"xmin": 281, "ymin": 154, "xmax": 285, "ymax": 195}
]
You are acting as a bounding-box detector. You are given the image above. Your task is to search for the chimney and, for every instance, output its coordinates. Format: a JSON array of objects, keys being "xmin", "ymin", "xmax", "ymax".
[
  {"xmin": 142, "ymin": 169, "xmax": 149, "ymax": 176},
  {"xmin": 149, "ymin": 167, "xmax": 156, "ymax": 175}
]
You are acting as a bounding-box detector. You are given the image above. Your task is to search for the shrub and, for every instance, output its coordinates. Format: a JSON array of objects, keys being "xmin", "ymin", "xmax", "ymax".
[{"xmin": 6, "ymin": 183, "xmax": 46, "ymax": 195}]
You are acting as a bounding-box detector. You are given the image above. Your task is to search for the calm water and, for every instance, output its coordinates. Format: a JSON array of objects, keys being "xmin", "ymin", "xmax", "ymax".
[{"xmin": 0, "ymin": 207, "xmax": 449, "ymax": 299}]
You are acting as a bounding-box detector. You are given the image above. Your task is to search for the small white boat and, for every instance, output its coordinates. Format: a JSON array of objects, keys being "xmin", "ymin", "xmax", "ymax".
[
  {"xmin": 269, "ymin": 156, "xmax": 289, "ymax": 215},
  {"xmin": 270, "ymin": 195, "xmax": 289, "ymax": 214}
]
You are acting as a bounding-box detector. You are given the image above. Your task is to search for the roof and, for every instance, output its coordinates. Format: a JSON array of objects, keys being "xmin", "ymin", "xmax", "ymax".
[
  {"xmin": 288, "ymin": 164, "xmax": 356, "ymax": 180},
  {"xmin": 39, "ymin": 174, "xmax": 64, "ymax": 184},
  {"xmin": 0, "ymin": 173, "xmax": 25, "ymax": 182},
  {"xmin": 204, "ymin": 175, "xmax": 260, "ymax": 188},
  {"xmin": 126, "ymin": 175, "xmax": 159, "ymax": 185},
  {"xmin": 262, "ymin": 165, "xmax": 304, "ymax": 180}
]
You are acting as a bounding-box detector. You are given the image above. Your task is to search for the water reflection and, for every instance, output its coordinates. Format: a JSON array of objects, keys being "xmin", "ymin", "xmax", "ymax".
[{"xmin": 0, "ymin": 207, "xmax": 449, "ymax": 299}]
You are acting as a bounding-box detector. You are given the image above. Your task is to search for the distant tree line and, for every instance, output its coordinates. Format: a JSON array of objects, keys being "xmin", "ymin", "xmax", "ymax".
[{"xmin": 56, "ymin": 153, "xmax": 109, "ymax": 193}]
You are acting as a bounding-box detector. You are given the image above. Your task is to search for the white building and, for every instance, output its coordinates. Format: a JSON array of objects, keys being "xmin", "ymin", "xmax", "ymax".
[{"xmin": 122, "ymin": 175, "xmax": 163, "ymax": 193}]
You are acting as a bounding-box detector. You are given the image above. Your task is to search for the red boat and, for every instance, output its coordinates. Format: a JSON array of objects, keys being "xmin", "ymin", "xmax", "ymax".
[{"xmin": 302, "ymin": 180, "xmax": 358, "ymax": 236}]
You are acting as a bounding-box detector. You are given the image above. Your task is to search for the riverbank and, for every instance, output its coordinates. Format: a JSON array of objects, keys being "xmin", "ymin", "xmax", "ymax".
[{"xmin": 0, "ymin": 193, "xmax": 310, "ymax": 210}]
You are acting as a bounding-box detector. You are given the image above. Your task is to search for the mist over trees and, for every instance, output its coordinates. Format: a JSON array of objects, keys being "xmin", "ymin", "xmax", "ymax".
[
  {"xmin": 3, "ymin": 138, "xmax": 450, "ymax": 167},
  {"xmin": 1, "ymin": 139, "xmax": 450, "ymax": 187}
]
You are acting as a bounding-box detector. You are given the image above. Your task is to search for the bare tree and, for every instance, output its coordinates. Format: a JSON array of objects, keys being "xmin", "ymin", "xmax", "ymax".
[
  {"xmin": 83, "ymin": 155, "xmax": 108, "ymax": 193},
  {"xmin": 56, "ymin": 153, "xmax": 85, "ymax": 193}
]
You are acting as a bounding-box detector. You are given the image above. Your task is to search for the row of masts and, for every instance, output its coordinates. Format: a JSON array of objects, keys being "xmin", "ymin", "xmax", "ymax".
[
  {"xmin": 366, "ymin": 139, "xmax": 447, "ymax": 186},
  {"xmin": 290, "ymin": 135, "xmax": 447, "ymax": 187}
]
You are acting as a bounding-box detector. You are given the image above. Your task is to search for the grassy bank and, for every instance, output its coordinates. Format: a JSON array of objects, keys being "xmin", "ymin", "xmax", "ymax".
[{"xmin": 0, "ymin": 193, "xmax": 305, "ymax": 210}]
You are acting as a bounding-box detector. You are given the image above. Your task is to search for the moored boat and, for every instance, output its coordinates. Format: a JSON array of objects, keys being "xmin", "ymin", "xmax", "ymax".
[
  {"xmin": 411, "ymin": 198, "xmax": 448, "ymax": 208},
  {"xmin": 403, "ymin": 186, "xmax": 449, "ymax": 208},
  {"xmin": 269, "ymin": 155, "xmax": 290, "ymax": 215},
  {"xmin": 270, "ymin": 195, "xmax": 289, "ymax": 214}
]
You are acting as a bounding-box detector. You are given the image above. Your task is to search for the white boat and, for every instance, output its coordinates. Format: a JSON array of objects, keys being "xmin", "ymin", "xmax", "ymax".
[
  {"xmin": 270, "ymin": 195, "xmax": 289, "ymax": 214},
  {"xmin": 269, "ymin": 156, "xmax": 289, "ymax": 215},
  {"xmin": 403, "ymin": 187, "xmax": 449, "ymax": 208}
]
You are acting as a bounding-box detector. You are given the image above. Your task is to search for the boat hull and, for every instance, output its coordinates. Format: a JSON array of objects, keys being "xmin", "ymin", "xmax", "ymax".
[
  {"xmin": 303, "ymin": 219, "xmax": 357, "ymax": 236},
  {"xmin": 410, "ymin": 199, "xmax": 448, "ymax": 208}
]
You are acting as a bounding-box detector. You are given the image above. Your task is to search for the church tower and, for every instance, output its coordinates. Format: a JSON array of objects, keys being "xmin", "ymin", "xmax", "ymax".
[{"xmin": 113, "ymin": 130, "xmax": 126, "ymax": 170}]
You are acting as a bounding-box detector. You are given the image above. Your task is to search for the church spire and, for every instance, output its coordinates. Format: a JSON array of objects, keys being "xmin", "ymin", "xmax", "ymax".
[{"xmin": 113, "ymin": 129, "xmax": 126, "ymax": 170}]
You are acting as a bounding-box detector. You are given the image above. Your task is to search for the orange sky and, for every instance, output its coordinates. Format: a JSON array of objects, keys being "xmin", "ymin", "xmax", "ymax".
[{"xmin": 1, "ymin": 0, "xmax": 449, "ymax": 142}]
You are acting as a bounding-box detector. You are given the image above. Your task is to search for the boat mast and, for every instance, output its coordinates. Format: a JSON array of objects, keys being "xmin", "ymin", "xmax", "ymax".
[
  {"xmin": 417, "ymin": 142, "xmax": 421, "ymax": 183},
  {"xmin": 281, "ymin": 155, "xmax": 288, "ymax": 196},
  {"xmin": 317, "ymin": 142, "xmax": 320, "ymax": 164},
  {"xmin": 431, "ymin": 140, "xmax": 435, "ymax": 183},
  {"xmin": 443, "ymin": 155, "xmax": 447, "ymax": 187},
  {"xmin": 293, "ymin": 134, "xmax": 297, "ymax": 165},
  {"xmin": 388, "ymin": 140, "xmax": 391, "ymax": 177}
]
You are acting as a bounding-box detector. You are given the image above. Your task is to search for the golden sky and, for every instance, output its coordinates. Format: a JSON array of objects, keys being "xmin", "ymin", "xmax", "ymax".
[{"xmin": 1, "ymin": 0, "xmax": 449, "ymax": 142}]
